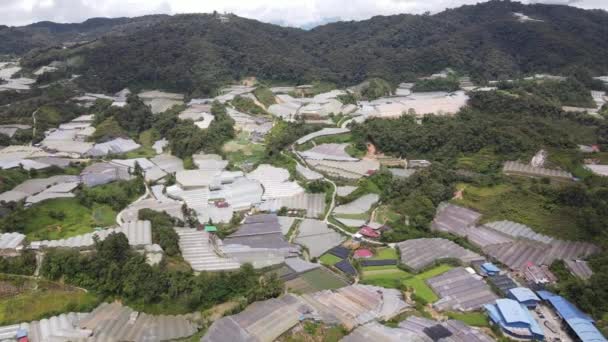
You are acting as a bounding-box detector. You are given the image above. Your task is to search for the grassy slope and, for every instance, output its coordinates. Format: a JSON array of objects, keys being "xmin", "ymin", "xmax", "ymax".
[
  {"xmin": 453, "ymin": 181, "xmax": 581, "ymax": 240},
  {"xmin": 0, "ymin": 276, "xmax": 100, "ymax": 325},
  {"xmin": 23, "ymin": 198, "xmax": 116, "ymax": 240}
]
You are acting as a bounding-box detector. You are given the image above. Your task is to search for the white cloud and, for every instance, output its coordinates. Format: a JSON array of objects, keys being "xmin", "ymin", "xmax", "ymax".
[{"xmin": 0, "ymin": 0, "xmax": 605, "ymax": 28}]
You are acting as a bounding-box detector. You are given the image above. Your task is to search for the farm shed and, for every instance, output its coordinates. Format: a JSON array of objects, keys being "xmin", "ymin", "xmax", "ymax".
[
  {"xmin": 431, "ymin": 203, "xmax": 482, "ymax": 237},
  {"xmin": 397, "ymin": 238, "xmax": 485, "ymax": 271},
  {"xmin": 295, "ymin": 164, "xmax": 323, "ymax": 181},
  {"xmin": 508, "ymin": 287, "xmax": 541, "ymax": 308},
  {"xmin": 485, "ymin": 298, "xmax": 544, "ymax": 341},
  {"xmin": 203, "ymin": 294, "xmax": 309, "ymax": 342},
  {"xmin": 307, "ymin": 159, "xmax": 380, "ymax": 180},
  {"xmin": 427, "ymin": 267, "xmax": 498, "ymax": 312},
  {"xmin": 30, "ymin": 220, "xmax": 152, "ymax": 250},
  {"xmin": 247, "ymin": 164, "xmax": 304, "ymax": 200},
  {"xmin": 0, "ymin": 232, "xmax": 25, "ymax": 256},
  {"xmin": 300, "ymin": 143, "xmax": 358, "ymax": 161},
  {"xmin": 78, "ymin": 302, "xmax": 197, "ymax": 341},
  {"xmin": 294, "ymin": 219, "xmax": 345, "ymax": 258},
  {"xmin": 487, "ymin": 274, "xmax": 518, "ymax": 296},
  {"xmin": 564, "ymin": 259, "xmax": 593, "ymax": 280},
  {"xmin": 537, "ymin": 290, "xmax": 607, "ymax": 342},
  {"xmin": 502, "ymin": 161, "xmax": 572, "ymax": 181},
  {"xmin": 175, "ymin": 228, "xmax": 241, "ymax": 272},
  {"xmin": 85, "ymin": 138, "xmax": 140, "ymax": 157},
  {"xmin": 258, "ymin": 192, "xmax": 326, "ymax": 218},
  {"xmin": 399, "ymin": 316, "xmax": 494, "ymax": 342},
  {"xmin": 299, "ymin": 285, "xmax": 409, "ymax": 329},
  {"xmin": 334, "ymin": 194, "xmax": 379, "ymax": 215},
  {"xmin": 295, "ymin": 128, "xmax": 350, "ymax": 145},
  {"xmin": 342, "ymin": 322, "xmax": 431, "ymax": 342}
]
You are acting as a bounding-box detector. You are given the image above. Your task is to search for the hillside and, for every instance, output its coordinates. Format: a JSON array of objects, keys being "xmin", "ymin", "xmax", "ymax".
[
  {"xmin": 0, "ymin": 15, "xmax": 168, "ymax": 55},
  {"xmin": 12, "ymin": 1, "xmax": 608, "ymax": 96}
]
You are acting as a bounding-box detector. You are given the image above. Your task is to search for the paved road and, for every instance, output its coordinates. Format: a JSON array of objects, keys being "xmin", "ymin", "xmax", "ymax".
[
  {"xmin": 116, "ymin": 182, "xmax": 151, "ymax": 226},
  {"xmin": 284, "ymin": 147, "xmax": 383, "ymax": 246}
]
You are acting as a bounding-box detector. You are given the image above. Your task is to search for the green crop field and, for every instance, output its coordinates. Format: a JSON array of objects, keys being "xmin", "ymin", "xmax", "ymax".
[
  {"xmin": 319, "ymin": 253, "xmax": 342, "ymax": 266},
  {"xmin": 446, "ymin": 311, "xmax": 490, "ymax": 327},
  {"xmin": 453, "ymin": 181, "xmax": 582, "ymax": 240},
  {"xmin": 0, "ymin": 276, "xmax": 100, "ymax": 325},
  {"xmin": 21, "ymin": 198, "xmax": 117, "ymax": 240}
]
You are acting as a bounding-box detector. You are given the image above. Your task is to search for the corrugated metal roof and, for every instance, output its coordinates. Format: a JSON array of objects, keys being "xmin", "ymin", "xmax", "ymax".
[
  {"xmin": 0, "ymin": 232, "xmax": 25, "ymax": 249},
  {"xmin": 508, "ymin": 287, "xmax": 540, "ymax": 303},
  {"xmin": 247, "ymin": 164, "xmax": 303, "ymax": 200},
  {"xmin": 31, "ymin": 220, "xmax": 152, "ymax": 249},
  {"xmin": 295, "ymin": 128, "xmax": 350, "ymax": 145}
]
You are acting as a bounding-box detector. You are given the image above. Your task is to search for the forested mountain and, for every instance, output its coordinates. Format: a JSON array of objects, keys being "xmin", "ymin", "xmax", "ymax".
[
  {"xmin": 11, "ymin": 0, "xmax": 608, "ymax": 96},
  {"xmin": 0, "ymin": 15, "xmax": 168, "ymax": 55}
]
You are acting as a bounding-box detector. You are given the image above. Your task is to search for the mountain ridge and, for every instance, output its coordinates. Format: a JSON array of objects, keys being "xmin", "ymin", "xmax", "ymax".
[{"xmin": 7, "ymin": 1, "xmax": 608, "ymax": 96}]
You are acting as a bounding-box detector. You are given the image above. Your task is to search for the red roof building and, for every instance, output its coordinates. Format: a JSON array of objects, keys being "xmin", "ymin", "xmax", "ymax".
[
  {"xmin": 359, "ymin": 227, "xmax": 381, "ymax": 238},
  {"xmin": 353, "ymin": 249, "xmax": 374, "ymax": 259}
]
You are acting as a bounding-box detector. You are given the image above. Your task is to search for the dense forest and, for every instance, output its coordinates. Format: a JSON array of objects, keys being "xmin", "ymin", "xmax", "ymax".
[{"xmin": 10, "ymin": 1, "xmax": 608, "ymax": 97}]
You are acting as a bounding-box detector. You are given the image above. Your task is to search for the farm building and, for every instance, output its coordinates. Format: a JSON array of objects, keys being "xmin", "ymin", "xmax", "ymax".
[
  {"xmin": 342, "ymin": 322, "xmax": 431, "ymax": 342},
  {"xmin": 398, "ymin": 316, "xmax": 494, "ymax": 342},
  {"xmin": 0, "ymin": 124, "xmax": 30, "ymax": 138},
  {"xmin": 201, "ymin": 285, "xmax": 408, "ymax": 342},
  {"xmin": 175, "ymin": 228, "xmax": 241, "ymax": 272},
  {"xmin": 431, "ymin": 203, "xmax": 482, "ymax": 237},
  {"xmin": 397, "ymin": 238, "xmax": 485, "ymax": 271},
  {"xmin": 300, "ymin": 143, "xmax": 358, "ymax": 161},
  {"xmin": 523, "ymin": 263, "xmax": 557, "ymax": 285},
  {"xmin": 203, "ymin": 294, "xmax": 311, "ymax": 342},
  {"xmin": 258, "ymin": 192, "xmax": 326, "ymax": 218},
  {"xmin": 482, "ymin": 234, "xmax": 599, "ymax": 271},
  {"xmin": 336, "ymin": 186, "xmax": 357, "ymax": 197},
  {"xmin": 335, "ymin": 259, "xmax": 357, "ymax": 276},
  {"xmin": 0, "ymin": 232, "xmax": 25, "ymax": 256},
  {"xmin": 355, "ymin": 91, "xmax": 469, "ymax": 118},
  {"xmin": 295, "ymin": 163, "xmax": 323, "ymax": 181},
  {"xmin": 0, "ymin": 175, "xmax": 80, "ymax": 203},
  {"xmin": 81, "ymin": 162, "xmax": 132, "ymax": 187},
  {"xmin": 485, "ymin": 298, "xmax": 544, "ymax": 341},
  {"xmin": 25, "ymin": 180, "xmax": 79, "ymax": 205},
  {"xmin": 334, "ymin": 194, "xmax": 379, "ymax": 216},
  {"xmin": 353, "ymin": 249, "xmax": 373, "ymax": 259},
  {"xmin": 358, "ymin": 227, "xmax": 380, "ymax": 238},
  {"xmin": 85, "ymin": 138, "xmax": 141, "ymax": 157},
  {"xmin": 30, "ymin": 220, "xmax": 152, "ymax": 250},
  {"xmin": 487, "ymin": 274, "xmax": 519, "ymax": 296},
  {"xmin": 564, "ymin": 259, "xmax": 593, "ymax": 280},
  {"xmin": 537, "ymin": 290, "xmax": 607, "ymax": 342},
  {"xmin": 508, "ymin": 287, "xmax": 541, "ymax": 308},
  {"xmin": 138, "ymin": 90, "xmax": 184, "ymax": 114},
  {"xmin": 247, "ymin": 164, "xmax": 304, "ymax": 200},
  {"xmin": 281, "ymin": 259, "xmax": 349, "ymax": 293},
  {"xmin": 0, "ymin": 302, "xmax": 198, "ymax": 341},
  {"xmin": 293, "ymin": 219, "xmax": 345, "ymax": 258},
  {"xmin": 502, "ymin": 161, "xmax": 572, "ymax": 181},
  {"xmin": 426, "ymin": 267, "xmax": 498, "ymax": 312},
  {"xmin": 481, "ymin": 262, "xmax": 501, "ymax": 276},
  {"xmin": 222, "ymin": 214, "xmax": 300, "ymax": 268},
  {"xmin": 306, "ymin": 158, "xmax": 380, "ymax": 180},
  {"xmin": 150, "ymin": 154, "xmax": 184, "ymax": 174}
]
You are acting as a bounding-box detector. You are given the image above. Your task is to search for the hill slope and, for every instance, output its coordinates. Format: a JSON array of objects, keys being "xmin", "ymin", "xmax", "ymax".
[{"xmin": 15, "ymin": 1, "xmax": 608, "ymax": 96}]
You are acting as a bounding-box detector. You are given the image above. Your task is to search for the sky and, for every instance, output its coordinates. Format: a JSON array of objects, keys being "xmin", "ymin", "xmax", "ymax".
[{"xmin": 1, "ymin": 0, "xmax": 607, "ymax": 28}]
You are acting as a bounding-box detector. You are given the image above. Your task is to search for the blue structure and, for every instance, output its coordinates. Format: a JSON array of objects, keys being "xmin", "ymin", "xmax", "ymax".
[
  {"xmin": 485, "ymin": 298, "xmax": 545, "ymax": 341},
  {"xmin": 481, "ymin": 262, "xmax": 501, "ymax": 276},
  {"xmin": 537, "ymin": 291, "xmax": 607, "ymax": 342},
  {"xmin": 508, "ymin": 287, "xmax": 541, "ymax": 308}
]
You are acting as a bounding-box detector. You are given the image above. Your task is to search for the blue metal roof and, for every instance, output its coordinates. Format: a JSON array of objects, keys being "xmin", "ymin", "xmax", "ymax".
[
  {"xmin": 536, "ymin": 291, "xmax": 607, "ymax": 342},
  {"xmin": 496, "ymin": 299, "xmax": 529, "ymax": 324},
  {"xmin": 509, "ymin": 287, "xmax": 540, "ymax": 303},
  {"xmin": 485, "ymin": 299, "xmax": 544, "ymax": 339},
  {"xmin": 482, "ymin": 262, "xmax": 500, "ymax": 273}
]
